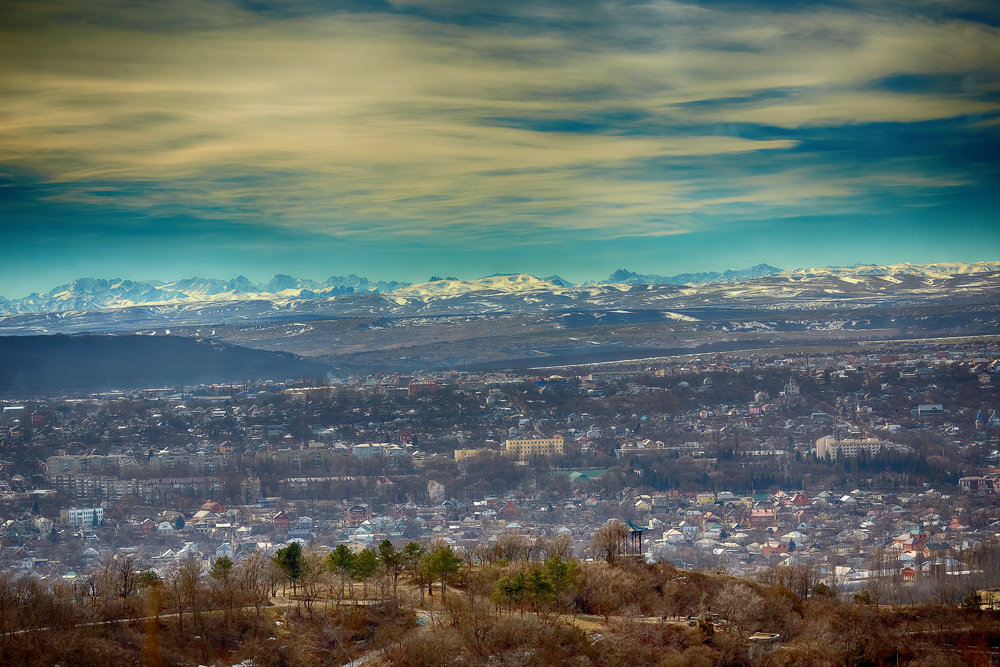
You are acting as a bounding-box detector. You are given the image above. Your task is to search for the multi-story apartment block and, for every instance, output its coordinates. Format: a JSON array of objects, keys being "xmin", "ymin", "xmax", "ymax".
[
  {"xmin": 45, "ymin": 454, "xmax": 137, "ymax": 478},
  {"xmin": 815, "ymin": 435, "xmax": 904, "ymax": 460},
  {"xmin": 502, "ymin": 435, "xmax": 564, "ymax": 459},
  {"xmin": 148, "ymin": 452, "xmax": 234, "ymax": 475},
  {"xmin": 52, "ymin": 475, "xmax": 140, "ymax": 499}
]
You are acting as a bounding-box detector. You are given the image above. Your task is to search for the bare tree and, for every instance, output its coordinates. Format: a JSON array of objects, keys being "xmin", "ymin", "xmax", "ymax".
[
  {"xmin": 118, "ymin": 555, "xmax": 141, "ymax": 621},
  {"xmin": 209, "ymin": 555, "xmax": 237, "ymax": 623},
  {"xmin": 865, "ymin": 547, "xmax": 888, "ymax": 612},
  {"xmin": 470, "ymin": 542, "xmax": 497, "ymax": 566},
  {"xmin": 496, "ymin": 533, "xmax": 529, "ymax": 563},
  {"xmin": 298, "ymin": 550, "xmax": 327, "ymax": 613},
  {"xmin": 167, "ymin": 556, "xmax": 202, "ymax": 632},
  {"xmin": 590, "ymin": 520, "xmax": 628, "ymax": 565},
  {"xmin": 542, "ymin": 533, "xmax": 573, "ymax": 561},
  {"xmin": 236, "ymin": 549, "xmax": 273, "ymax": 616},
  {"xmin": 713, "ymin": 581, "xmax": 763, "ymax": 637}
]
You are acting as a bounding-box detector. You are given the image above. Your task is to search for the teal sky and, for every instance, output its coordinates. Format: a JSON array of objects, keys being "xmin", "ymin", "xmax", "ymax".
[{"xmin": 1, "ymin": 0, "xmax": 999, "ymax": 297}]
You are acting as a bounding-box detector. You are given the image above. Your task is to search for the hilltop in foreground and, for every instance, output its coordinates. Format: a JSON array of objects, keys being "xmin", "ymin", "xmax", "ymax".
[{"xmin": 3, "ymin": 546, "xmax": 997, "ymax": 666}]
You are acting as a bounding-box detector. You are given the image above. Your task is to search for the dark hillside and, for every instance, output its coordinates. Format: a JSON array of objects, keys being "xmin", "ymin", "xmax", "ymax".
[{"xmin": 0, "ymin": 334, "xmax": 330, "ymax": 396}]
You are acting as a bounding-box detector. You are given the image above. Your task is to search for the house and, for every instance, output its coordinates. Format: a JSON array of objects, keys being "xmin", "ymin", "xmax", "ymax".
[
  {"xmin": 191, "ymin": 500, "xmax": 226, "ymax": 528},
  {"xmin": 762, "ymin": 540, "xmax": 789, "ymax": 557},
  {"xmin": 959, "ymin": 476, "xmax": 995, "ymax": 494},
  {"xmin": 347, "ymin": 505, "xmax": 371, "ymax": 528},
  {"xmin": 191, "ymin": 511, "xmax": 221, "ymax": 529},
  {"xmin": 696, "ymin": 492, "xmax": 715, "ymax": 505},
  {"xmin": 499, "ymin": 502, "xmax": 520, "ymax": 520},
  {"xmin": 913, "ymin": 404, "xmax": 944, "ymax": 418},
  {"xmin": 662, "ymin": 528, "xmax": 685, "ymax": 544},
  {"xmin": 893, "ymin": 527, "xmax": 927, "ymax": 549},
  {"xmin": 215, "ymin": 543, "xmax": 235, "ymax": 562},
  {"xmin": 780, "ymin": 531, "xmax": 805, "ymax": 545},
  {"xmin": 272, "ymin": 511, "xmax": 291, "ymax": 533},
  {"xmin": 922, "ymin": 541, "xmax": 951, "ymax": 558}
]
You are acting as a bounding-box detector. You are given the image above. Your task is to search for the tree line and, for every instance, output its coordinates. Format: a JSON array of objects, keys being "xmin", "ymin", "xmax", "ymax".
[{"xmin": 1, "ymin": 530, "xmax": 998, "ymax": 665}]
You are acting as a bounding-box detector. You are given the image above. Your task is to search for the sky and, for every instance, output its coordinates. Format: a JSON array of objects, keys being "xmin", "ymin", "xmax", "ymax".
[{"xmin": 1, "ymin": 0, "xmax": 999, "ymax": 297}]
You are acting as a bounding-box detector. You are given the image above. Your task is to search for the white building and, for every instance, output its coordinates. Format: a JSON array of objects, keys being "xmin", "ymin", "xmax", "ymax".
[
  {"xmin": 815, "ymin": 435, "xmax": 904, "ymax": 460},
  {"xmin": 352, "ymin": 443, "xmax": 411, "ymax": 459},
  {"xmin": 61, "ymin": 507, "xmax": 104, "ymax": 527}
]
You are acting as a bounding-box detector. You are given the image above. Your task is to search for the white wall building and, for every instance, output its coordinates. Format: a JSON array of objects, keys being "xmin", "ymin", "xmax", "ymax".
[
  {"xmin": 61, "ymin": 507, "xmax": 104, "ymax": 526},
  {"xmin": 815, "ymin": 435, "xmax": 905, "ymax": 460}
]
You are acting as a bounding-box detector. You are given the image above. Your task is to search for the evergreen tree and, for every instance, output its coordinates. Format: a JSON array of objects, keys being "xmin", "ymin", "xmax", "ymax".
[
  {"xmin": 326, "ymin": 544, "xmax": 355, "ymax": 601},
  {"xmin": 378, "ymin": 539, "xmax": 404, "ymax": 597},
  {"xmin": 273, "ymin": 542, "xmax": 303, "ymax": 594},
  {"xmin": 354, "ymin": 548, "xmax": 380, "ymax": 599},
  {"xmin": 424, "ymin": 544, "xmax": 463, "ymax": 599}
]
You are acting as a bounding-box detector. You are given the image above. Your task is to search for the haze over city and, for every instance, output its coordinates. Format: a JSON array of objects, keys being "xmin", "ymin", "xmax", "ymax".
[{"xmin": 2, "ymin": 0, "xmax": 999, "ymax": 298}]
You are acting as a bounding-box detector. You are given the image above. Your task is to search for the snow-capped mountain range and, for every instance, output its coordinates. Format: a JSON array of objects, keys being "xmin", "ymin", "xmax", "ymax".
[
  {"xmin": 779, "ymin": 261, "xmax": 1000, "ymax": 279},
  {"xmin": 0, "ymin": 261, "xmax": 998, "ymax": 327},
  {"xmin": 0, "ymin": 274, "xmax": 408, "ymax": 315},
  {"xmin": 596, "ymin": 263, "xmax": 783, "ymax": 286}
]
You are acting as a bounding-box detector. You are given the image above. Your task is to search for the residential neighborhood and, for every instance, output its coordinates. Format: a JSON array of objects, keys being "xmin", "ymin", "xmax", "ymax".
[{"xmin": 0, "ymin": 339, "xmax": 998, "ymax": 608}]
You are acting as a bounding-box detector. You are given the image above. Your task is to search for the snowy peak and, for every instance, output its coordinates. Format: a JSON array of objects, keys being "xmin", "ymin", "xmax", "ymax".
[
  {"xmin": 264, "ymin": 274, "xmax": 323, "ymax": 293},
  {"xmin": 227, "ymin": 275, "xmax": 256, "ymax": 293},
  {"xmin": 544, "ymin": 275, "xmax": 574, "ymax": 288},
  {"xmin": 603, "ymin": 264, "xmax": 783, "ymax": 286},
  {"xmin": 601, "ymin": 261, "xmax": 1000, "ymax": 287},
  {"xmin": 2, "ymin": 261, "xmax": 998, "ymax": 318},
  {"xmin": 781, "ymin": 261, "xmax": 1000, "ymax": 280},
  {"xmin": 607, "ymin": 269, "xmax": 642, "ymax": 283},
  {"xmin": 393, "ymin": 274, "xmax": 569, "ymax": 298},
  {"xmin": 324, "ymin": 274, "xmax": 408, "ymax": 293},
  {"xmin": 0, "ymin": 273, "xmax": 407, "ymax": 315}
]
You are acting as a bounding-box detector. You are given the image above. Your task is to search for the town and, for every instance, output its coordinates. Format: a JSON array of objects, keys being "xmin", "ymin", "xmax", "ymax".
[{"xmin": 1, "ymin": 338, "xmax": 997, "ymax": 609}]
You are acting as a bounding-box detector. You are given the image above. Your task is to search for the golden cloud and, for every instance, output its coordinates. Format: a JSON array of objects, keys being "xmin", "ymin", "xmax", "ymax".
[{"xmin": 0, "ymin": 0, "xmax": 995, "ymax": 240}]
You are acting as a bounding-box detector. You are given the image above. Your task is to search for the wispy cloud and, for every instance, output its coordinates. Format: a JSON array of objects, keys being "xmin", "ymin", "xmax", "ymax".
[{"xmin": 0, "ymin": 0, "xmax": 997, "ymax": 247}]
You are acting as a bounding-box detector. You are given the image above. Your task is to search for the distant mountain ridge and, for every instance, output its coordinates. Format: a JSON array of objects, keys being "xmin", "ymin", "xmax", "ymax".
[
  {"xmin": 0, "ymin": 273, "xmax": 410, "ymax": 315},
  {"xmin": 2, "ymin": 261, "xmax": 998, "ymax": 387},
  {"xmin": 2, "ymin": 261, "xmax": 998, "ymax": 317},
  {"xmin": 603, "ymin": 263, "xmax": 783, "ymax": 285},
  {"xmin": 780, "ymin": 261, "xmax": 1000, "ymax": 279}
]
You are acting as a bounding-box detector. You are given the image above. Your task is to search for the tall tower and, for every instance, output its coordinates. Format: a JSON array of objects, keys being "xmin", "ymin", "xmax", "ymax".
[{"xmin": 785, "ymin": 376, "xmax": 800, "ymax": 405}]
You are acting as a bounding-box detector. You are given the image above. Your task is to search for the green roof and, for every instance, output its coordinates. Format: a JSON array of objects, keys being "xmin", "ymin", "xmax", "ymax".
[{"xmin": 551, "ymin": 468, "xmax": 608, "ymax": 482}]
